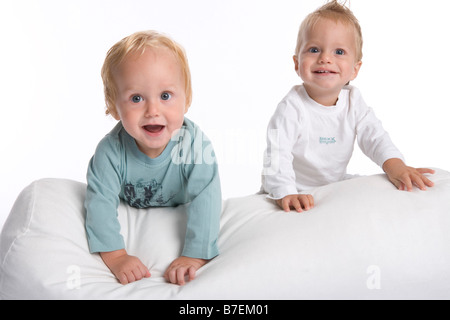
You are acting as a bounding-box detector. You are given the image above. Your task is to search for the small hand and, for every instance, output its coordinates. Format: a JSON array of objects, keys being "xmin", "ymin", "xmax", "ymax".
[
  {"xmin": 164, "ymin": 256, "xmax": 208, "ymax": 285},
  {"xmin": 383, "ymin": 158, "xmax": 435, "ymax": 191},
  {"xmin": 276, "ymin": 194, "xmax": 314, "ymax": 212},
  {"xmin": 100, "ymin": 249, "xmax": 151, "ymax": 285}
]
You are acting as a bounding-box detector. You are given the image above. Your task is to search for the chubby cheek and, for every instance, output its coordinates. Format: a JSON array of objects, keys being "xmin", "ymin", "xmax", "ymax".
[
  {"xmin": 165, "ymin": 108, "xmax": 186, "ymax": 135},
  {"xmin": 298, "ymin": 61, "xmax": 311, "ymax": 80},
  {"xmin": 120, "ymin": 114, "xmax": 142, "ymax": 135}
]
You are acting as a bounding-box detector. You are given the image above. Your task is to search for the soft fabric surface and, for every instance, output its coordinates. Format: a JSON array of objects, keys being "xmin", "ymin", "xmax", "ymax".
[{"xmin": 1, "ymin": 169, "xmax": 450, "ymax": 300}]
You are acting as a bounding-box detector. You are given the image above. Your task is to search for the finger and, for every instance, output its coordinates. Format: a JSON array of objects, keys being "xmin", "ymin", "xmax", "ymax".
[
  {"xmin": 423, "ymin": 176, "xmax": 434, "ymax": 187},
  {"xmin": 300, "ymin": 200, "xmax": 309, "ymax": 210},
  {"xmin": 400, "ymin": 175, "xmax": 413, "ymax": 192},
  {"xmin": 278, "ymin": 198, "xmax": 290, "ymax": 212},
  {"xmin": 163, "ymin": 268, "xmax": 169, "ymax": 281},
  {"xmin": 132, "ymin": 268, "xmax": 143, "ymax": 281},
  {"xmin": 136, "ymin": 265, "xmax": 151, "ymax": 280},
  {"xmin": 292, "ymin": 198, "xmax": 303, "ymax": 212},
  {"xmin": 300, "ymin": 195, "xmax": 312, "ymax": 210},
  {"xmin": 167, "ymin": 268, "xmax": 177, "ymax": 284},
  {"xmin": 416, "ymin": 168, "xmax": 435, "ymax": 175},
  {"xmin": 416, "ymin": 170, "xmax": 434, "ymax": 188},
  {"xmin": 188, "ymin": 266, "xmax": 196, "ymax": 282},
  {"xmin": 393, "ymin": 179, "xmax": 404, "ymax": 191},
  {"xmin": 405, "ymin": 180, "xmax": 413, "ymax": 192},
  {"xmin": 275, "ymin": 199, "xmax": 284, "ymax": 211},
  {"xmin": 177, "ymin": 267, "xmax": 187, "ymax": 285},
  {"xmin": 307, "ymin": 194, "xmax": 314, "ymax": 208},
  {"xmin": 124, "ymin": 271, "xmax": 135, "ymax": 284},
  {"xmin": 415, "ymin": 172, "xmax": 435, "ymax": 190},
  {"xmin": 282, "ymin": 199, "xmax": 291, "ymax": 212},
  {"xmin": 118, "ymin": 272, "xmax": 129, "ymax": 285},
  {"xmin": 412, "ymin": 174, "xmax": 427, "ymax": 191},
  {"xmin": 394, "ymin": 174, "xmax": 413, "ymax": 191},
  {"xmin": 140, "ymin": 265, "xmax": 151, "ymax": 278},
  {"xmin": 164, "ymin": 259, "xmax": 178, "ymax": 283},
  {"xmin": 297, "ymin": 196, "xmax": 308, "ymax": 210}
]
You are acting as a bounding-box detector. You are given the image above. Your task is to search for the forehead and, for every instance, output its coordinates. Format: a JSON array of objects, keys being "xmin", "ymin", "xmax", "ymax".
[
  {"xmin": 120, "ymin": 46, "xmax": 179, "ymax": 70},
  {"xmin": 305, "ymin": 18, "xmax": 356, "ymax": 45},
  {"xmin": 113, "ymin": 46, "xmax": 184, "ymax": 84}
]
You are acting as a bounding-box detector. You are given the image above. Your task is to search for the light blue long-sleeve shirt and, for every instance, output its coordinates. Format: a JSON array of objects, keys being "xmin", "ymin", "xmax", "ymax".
[{"xmin": 84, "ymin": 118, "xmax": 221, "ymax": 259}]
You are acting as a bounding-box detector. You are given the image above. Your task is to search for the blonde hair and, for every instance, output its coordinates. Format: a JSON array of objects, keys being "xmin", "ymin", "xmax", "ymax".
[
  {"xmin": 101, "ymin": 30, "xmax": 192, "ymax": 117},
  {"xmin": 294, "ymin": 0, "xmax": 363, "ymax": 62}
]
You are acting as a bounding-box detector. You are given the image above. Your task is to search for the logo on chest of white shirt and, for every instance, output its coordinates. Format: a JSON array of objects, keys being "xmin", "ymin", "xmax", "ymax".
[{"xmin": 319, "ymin": 137, "xmax": 336, "ymax": 145}]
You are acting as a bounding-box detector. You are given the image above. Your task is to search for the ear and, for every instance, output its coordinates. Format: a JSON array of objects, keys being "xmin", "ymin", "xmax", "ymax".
[
  {"xmin": 351, "ymin": 60, "xmax": 362, "ymax": 81},
  {"xmin": 108, "ymin": 107, "xmax": 121, "ymax": 121},
  {"xmin": 184, "ymin": 97, "xmax": 190, "ymax": 114},
  {"xmin": 293, "ymin": 55, "xmax": 299, "ymax": 72}
]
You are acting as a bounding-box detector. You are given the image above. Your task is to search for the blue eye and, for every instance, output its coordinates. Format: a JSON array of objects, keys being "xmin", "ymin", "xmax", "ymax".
[
  {"xmin": 308, "ymin": 47, "xmax": 319, "ymax": 53},
  {"xmin": 131, "ymin": 95, "xmax": 143, "ymax": 103},
  {"xmin": 161, "ymin": 92, "xmax": 171, "ymax": 101},
  {"xmin": 335, "ymin": 49, "xmax": 345, "ymax": 55}
]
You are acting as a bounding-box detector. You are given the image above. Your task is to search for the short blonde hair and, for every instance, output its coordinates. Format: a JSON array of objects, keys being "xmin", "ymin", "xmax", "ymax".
[
  {"xmin": 101, "ymin": 30, "xmax": 192, "ymax": 117},
  {"xmin": 294, "ymin": 0, "xmax": 363, "ymax": 62}
]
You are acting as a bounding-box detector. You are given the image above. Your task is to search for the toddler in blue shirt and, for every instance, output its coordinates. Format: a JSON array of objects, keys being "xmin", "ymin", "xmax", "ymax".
[{"xmin": 85, "ymin": 31, "xmax": 221, "ymax": 286}]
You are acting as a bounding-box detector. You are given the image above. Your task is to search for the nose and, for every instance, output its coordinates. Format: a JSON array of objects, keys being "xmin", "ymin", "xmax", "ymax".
[
  {"xmin": 144, "ymin": 99, "xmax": 160, "ymax": 118},
  {"xmin": 318, "ymin": 52, "xmax": 332, "ymax": 64}
]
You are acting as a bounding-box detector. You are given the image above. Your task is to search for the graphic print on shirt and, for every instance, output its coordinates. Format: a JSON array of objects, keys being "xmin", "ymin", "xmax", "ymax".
[
  {"xmin": 319, "ymin": 137, "xmax": 336, "ymax": 144},
  {"xmin": 123, "ymin": 179, "xmax": 176, "ymax": 208}
]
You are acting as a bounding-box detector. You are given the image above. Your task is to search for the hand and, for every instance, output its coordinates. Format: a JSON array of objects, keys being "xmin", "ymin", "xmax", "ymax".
[
  {"xmin": 164, "ymin": 256, "xmax": 208, "ymax": 285},
  {"xmin": 100, "ymin": 249, "xmax": 151, "ymax": 285},
  {"xmin": 382, "ymin": 158, "xmax": 435, "ymax": 191},
  {"xmin": 276, "ymin": 194, "xmax": 314, "ymax": 212}
]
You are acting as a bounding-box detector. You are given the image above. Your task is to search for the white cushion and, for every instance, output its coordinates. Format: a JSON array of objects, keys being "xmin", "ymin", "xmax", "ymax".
[{"xmin": 1, "ymin": 169, "xmax": 450, "ymax": 299}]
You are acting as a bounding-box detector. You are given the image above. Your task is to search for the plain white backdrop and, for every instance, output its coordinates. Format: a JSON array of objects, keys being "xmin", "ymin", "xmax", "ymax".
[{"xmin": 1, "ymin": 0, "xmax": 449, "ymax": 229}]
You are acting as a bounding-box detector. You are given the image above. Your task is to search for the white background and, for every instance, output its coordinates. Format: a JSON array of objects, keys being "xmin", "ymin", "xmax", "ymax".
[{"xmin": 1, "ymin": 0, "xmax": 449, "ymax": 229}]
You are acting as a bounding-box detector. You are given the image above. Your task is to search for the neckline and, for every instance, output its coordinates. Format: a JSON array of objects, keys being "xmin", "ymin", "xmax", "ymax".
[{"xmin": 298, "ymin": 85, "xmax": 348, "ymax": 114}]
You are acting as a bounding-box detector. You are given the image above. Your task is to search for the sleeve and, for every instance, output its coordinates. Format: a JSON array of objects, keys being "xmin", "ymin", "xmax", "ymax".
[
  {"xmin": 84, "ymin": 136, "xmax": 125, "ymax": 253},
  {"xmin": 180, "ymin": 127, "xmax": 222, "ymax": 260},
  {"xmin": 353, "ymin": 90, "xmax": 405, "ymax": 167},
  {"xmin": 262, "ymin": 100, "xmax": 301, "ymax": 199}
]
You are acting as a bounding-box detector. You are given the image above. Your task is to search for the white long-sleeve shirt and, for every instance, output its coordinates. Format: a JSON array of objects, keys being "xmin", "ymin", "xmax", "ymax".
[{"xmin": 262, "ymin": 85, "xmax": 404, "ymax": 199}]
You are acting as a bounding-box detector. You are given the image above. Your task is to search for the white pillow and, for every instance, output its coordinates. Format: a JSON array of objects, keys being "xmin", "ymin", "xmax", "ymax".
[{"xmin": 1, "ymin": 169, "xmax": 450, "ymax": 299}]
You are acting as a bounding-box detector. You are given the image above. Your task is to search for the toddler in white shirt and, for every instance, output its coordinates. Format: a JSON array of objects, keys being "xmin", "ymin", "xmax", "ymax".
[{"xmin": 262, "ymin": 0, "xmax": 434, "ymax": 212}]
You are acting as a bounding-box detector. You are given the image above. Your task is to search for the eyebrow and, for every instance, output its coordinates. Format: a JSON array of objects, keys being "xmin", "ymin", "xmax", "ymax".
[
  {"xmin": 120, "ymin": 84, "xmax": 179, "ymax": 94},
  {"xmin": 303, "ymin": 40, "xmax": 353, "ymax": 51}
]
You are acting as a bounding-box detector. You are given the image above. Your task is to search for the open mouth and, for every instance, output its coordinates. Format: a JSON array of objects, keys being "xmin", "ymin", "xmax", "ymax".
[
  {"xmin": 314, "ymin": 70, "xmax": 336, "ymax": 74},
  {"xmin": 143, "ymin": 125, "xmax": 165, "ymax": 134}
]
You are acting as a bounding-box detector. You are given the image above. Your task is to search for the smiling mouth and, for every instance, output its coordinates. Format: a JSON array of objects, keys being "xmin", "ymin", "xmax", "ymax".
[
  {"xmin": 314, "ymin": 70, "xmax": 337, "ymax": 74},
  {"xmin": 143, "ymin": 125, "xmax": 165, "ymax": 134}
]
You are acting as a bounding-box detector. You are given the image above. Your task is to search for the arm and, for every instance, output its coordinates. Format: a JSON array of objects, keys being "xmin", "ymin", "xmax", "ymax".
[
  {"xmin": 382, "ymin": 158, "xmax": 434, "ymax": 191},
  {"xmin": 164, "ymin": 165, "xmax": 219, "ymax": 286},
  {"xmin": 262, "ymin": 102, "xmax": 300, "ymax": 199},
  {"xmin": 263, "ymin": 98, "xmax": 314, "ymax": 212},
  {"xmin": 84, "ymin": 137, "xmax": 125, "ymax": 253},
  {"xmin": 351, "ymin": 90, "xmax": 434, "ymax": 191},
  {"xmin": 85, "ymin": 134, "xmax": 150, "ymax": 284},
  {"xmin": 165, "ymin": 124, "xmax": 221, "ymax": 285}
]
